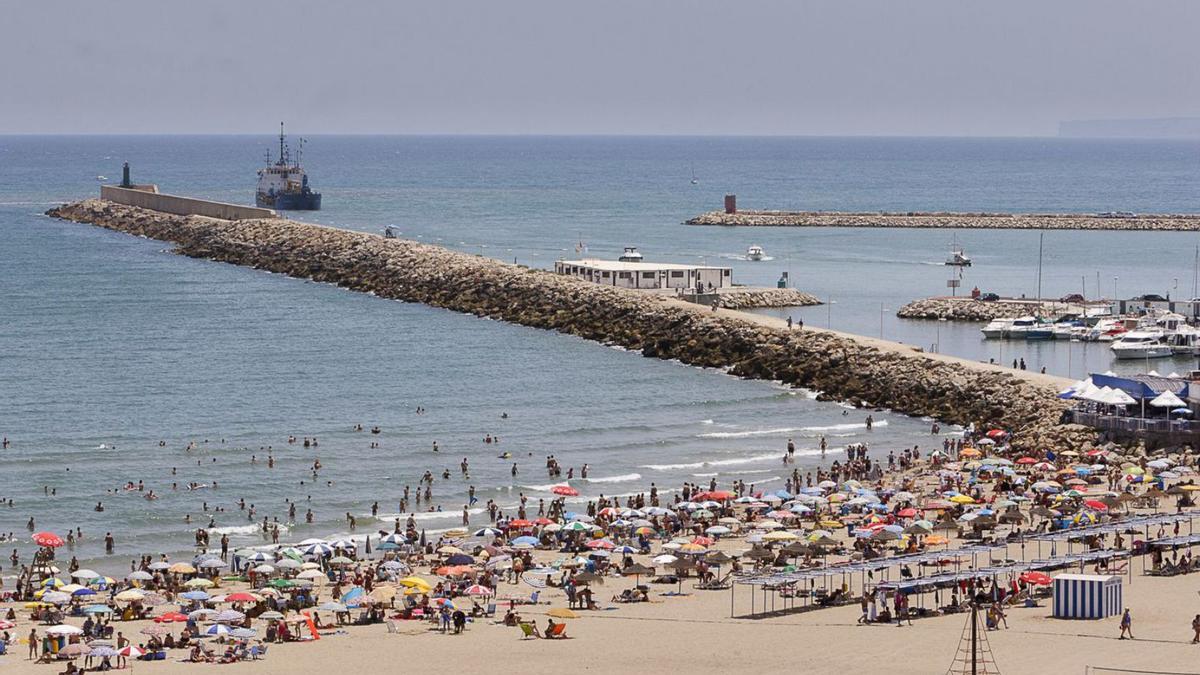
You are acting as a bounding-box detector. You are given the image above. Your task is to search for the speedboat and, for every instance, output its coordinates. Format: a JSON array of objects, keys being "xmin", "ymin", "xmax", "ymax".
[
  {"xmin": 618, "ymin": 247, "xmax": 644, "ymax": 262},
  {"xmin": 1004, "ymin": 316, "xmax": 1040, "ymax": 339},
  {"xmin": 980, "ymin": 318, "xmax": 1014, "ymax": 339},
  {"xmin": 1110, "ymin": 330, "xmax": 1174, "ymax": 359},
  {"xmin": 945, "ymin": 249, "xmax": 972, "ymax": 266},
  {"xmin": 1051, "ymin": 320, "xmax": 1085, "ymax": 340},
  {"xmin": 1085, "ymin": 318, "xmax": 1127, "ymax": 342},
  {"xmin": 1025, "ymin": 323, "xmax": 1054, "ymax": 341},
  {"xmin": 746, "ymin": 245, "xmax": 765, "ymax": 261}
]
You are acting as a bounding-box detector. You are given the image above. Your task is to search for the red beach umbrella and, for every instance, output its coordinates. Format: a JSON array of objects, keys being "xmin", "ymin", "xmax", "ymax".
[
  {"xmin": 506, "ymin": 519, "xmax": 532, "ymax": 529},
  {"xmin": 897, "ymin": 508, "xmax": 917, "ymax": 518},
  {"xmin": 551, "ymin": 485, "xmax": 579, "ymax": 497},
  {"xmin": 224, "ymin": 592, "xmax": 259, "ymax": 603},
  {"xmin": 693, "ymin": 491, "xmax": 735, "ymax": 501},
  {"xmin": 1083, "ymin": 499, "xmax": 1108, "ymax": 511},
  {"xmin": 154, "ymin": 612, "xmax": 189, "ymax": 623},
  {"xmin": 32, "ymin": 532, "xmax": 64, "ymax": 548},
  {"xmin": 1016, "ymin": 457, "xmax": 1038, "ymax": 465},
  {"xmin": 1019, "ymin": 571, "xmax": 1052, "ymax": 586}
]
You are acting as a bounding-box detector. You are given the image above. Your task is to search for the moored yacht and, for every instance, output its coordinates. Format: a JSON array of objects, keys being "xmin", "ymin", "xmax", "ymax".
[
  {"xmin": 1110, "ymin": 330, "xmax": 1174, "ymax": 359},
  {"xmin": 980, "ymin": 318, "xmax": 1014, "ymax": 339}
]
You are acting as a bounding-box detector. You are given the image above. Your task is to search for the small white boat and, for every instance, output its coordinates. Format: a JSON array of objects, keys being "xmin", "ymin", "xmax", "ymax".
[
  {"xmin": 1110, "ymin": 330, "xmax": 1174, "ymax": 359},
  {"xmin": 618, "ymin": 246, "xmax": 644, "ymax": 262},
  {"xmin": 946, "ymin": 249, "xmax": 972, "ymax": 266},
  {"xmin": 95, "ymin": 175, "xmax": 107, "ymax": 181},
  {"xmin": 980, "ymin": 318, "xmax": 1014, "ymax": 339},
  {"xmin": 746, "ymin": 245, "xmax": 765, "ymax": 261}
]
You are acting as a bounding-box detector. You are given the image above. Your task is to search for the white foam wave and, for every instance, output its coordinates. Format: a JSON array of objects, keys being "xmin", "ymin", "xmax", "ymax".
[
  {"xmin": 698, "ymin": 420, "xmax": 888, "ymax": 438},
  {"xmin": 585, "ymin": 473, "xmax": 641, "ymax": 484},
  {"xmin": 641, "ymin": 452, "xmax": 779, "ymax": 471},
  {"xmin": 208, "ymin": 523, "xmax": 289, "ymax": 537}
]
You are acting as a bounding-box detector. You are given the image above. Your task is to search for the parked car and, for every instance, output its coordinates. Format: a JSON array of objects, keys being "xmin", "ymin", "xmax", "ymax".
[
  {"xmin": 1134, "ymin": 294, "xmax": 1167, "ymax": 302},
  {"xmin": 977, "ymin": 292, "xmax": 1000, "ymax": 302},
  {"xmin": 1060, "ymin": 293, "xmax": 1085, "ymax": 303}
]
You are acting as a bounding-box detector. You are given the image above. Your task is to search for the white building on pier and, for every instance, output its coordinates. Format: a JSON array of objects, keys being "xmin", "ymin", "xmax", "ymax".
[{"xmin": 554, "ymin": 258, "xmax": 732, "ymax": 292}]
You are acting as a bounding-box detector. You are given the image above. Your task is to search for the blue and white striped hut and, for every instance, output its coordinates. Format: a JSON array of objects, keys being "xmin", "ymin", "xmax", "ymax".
[{"xmin": 1052, "ymin": 573, "xmax": 1122, "ymax": 619}]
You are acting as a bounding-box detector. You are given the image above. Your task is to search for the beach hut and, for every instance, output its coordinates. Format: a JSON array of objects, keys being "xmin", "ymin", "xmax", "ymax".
[{"xmin": 1052, "ymin": 573, "xmax": 1122, "ymax": 620}]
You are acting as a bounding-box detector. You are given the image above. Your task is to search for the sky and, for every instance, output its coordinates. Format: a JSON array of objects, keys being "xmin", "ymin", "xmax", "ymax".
[{"xmin": 2, "ymin": 0, "xmax": 1197, "ymax": 136}]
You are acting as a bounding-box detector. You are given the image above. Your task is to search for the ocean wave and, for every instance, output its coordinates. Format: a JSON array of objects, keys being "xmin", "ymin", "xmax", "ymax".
[
  {"xmin": 585, "ymin": 473, "xmax": 641, "ymax": 484},
  {"xmin": 208, "ymin": 523, "xmax": 289, "ymax": 537},
  {"xmin": 641, "ymin": 451, "xmax": 779, "ymax": 471},
  {"xmin": 697, "ymin": 420, "xmax": 888, "ymax": 438}
]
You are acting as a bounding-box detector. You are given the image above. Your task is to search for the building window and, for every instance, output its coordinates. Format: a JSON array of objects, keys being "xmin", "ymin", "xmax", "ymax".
[
  {"xmin": 723, "ymin": 270, "xmax": 730, "ymax": 276},
  {"xmin": 602, "ymin": 271, "xmax": 610, "ymax": 278},
  {"xmin": 671, "ymin": 271, "xmax": 684, "ymax": 278},
  {"xmin": 642, "ymin": 272, "xmax": 656, "ymax": 279},
  {"xmin": 619, "ymin": 272, "xmax": 632, "ymax": 279}
]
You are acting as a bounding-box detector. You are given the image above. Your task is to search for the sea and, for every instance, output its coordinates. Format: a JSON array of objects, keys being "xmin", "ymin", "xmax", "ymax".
[{"xmin": 2, "ymin": 135, "xmax": 1198, "ymax": 571}]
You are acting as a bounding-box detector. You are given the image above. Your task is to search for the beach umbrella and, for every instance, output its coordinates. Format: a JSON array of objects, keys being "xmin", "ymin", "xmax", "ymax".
[
  {"xmin": 329, "ymin": 555, "xmax": 356, "ymax": 565},
  {"xmin": 329, "ymin": 539, "xmax": 356, "ymax": 550},
  {"xmin": 183, "ymin": 578, "xmax": 214, "ymax": 589},
  {"xmin": 259, "ymin": 611, "xmax": 285, "ymax": 621},
  {"xmin": 59, "ymin": 643, "xmax": 90, "ymax": 658},
  {"xmin": 82, "ymin": 605, "xmax": 113, "ymax": 614},
  {"xmin": 215, "ymin": 609, "xmax": 246, "ymax": 623},
  {"xmin": 147, "ymin": 562, "xmax": 170, "ymax": 571},
  {"xmin": 398, "ymin": 576, "xmax": 433, "ymax": 592},
  {"xmin": 303, "ymin": 543, "xmax": 335, "ymax": 556},
  {"xmin": 253, "ymin": 564, "xmax": 276, "ymax": 575},
  {"xmin": 551, "ymin": 485, "xmax": 579, "ymax": 496},
  {"xmin": 464, "ymin": 584, "xmax": 495, "ymax": 597},
  {"xmin": 179, "ymin": 590, "xmax": 211, "ymax": 601},
  {"xmin": 296, "ymin": 569, "xmax": 325, "ymax": 580},
  {"xmin": 119, "ymin": 646, "xmax": 146, "ymax": 658},
  {"xmin": 89, "ymin": 646, "xmax": 119, "ymax": 658},
  {"xmin": 126, "ymin": 570, "xmax": 153, "ymax": 582},
  {"xmin": 198, "ymin": 559, "xmax": 228, "ymax": 570},
  {"xmin": 46, "ymin": 624, "xmax": 84, "ymax": 636},
  {"xmin": 32, "ymin": 531, "xmax": 65, "ymax": 548},
  {"xmin": 114, "ymin": 589, "xmax": 146, "ymax": 602},
  {"xmin": 168, "ymin": 562, "xmax": 196, "ymax": 574},
  {"xmin": 70, "ymin": 568, "xmax": 100, "ymax": 580},
  {"xmin": 205, "ymin": 624, "xmax": 232, "ymax": 637},
  {"xmin": 188, "ymin": 609, "xmax": 218, "ymax": 620},
  {"xmin": 547, "ymin": 608, "xmax": 578, "ymax": 619},
  {"xmin": 155, "ymin": 612, "xmax": 189, "ymax": 623},
  {"xmin": 224, "ymin": 592, "xmax": 260, "ymax": 603},
  {"xmin": 41, "ymin": 591, "xmax": 71, "ymax": 605},
  {"xmin": 1019, "ymin": 571, "xmax": 1052, "ymax": 586}
]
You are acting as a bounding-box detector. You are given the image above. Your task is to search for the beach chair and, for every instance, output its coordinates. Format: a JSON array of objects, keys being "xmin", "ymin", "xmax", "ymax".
[
  {"xmin": 519, "ymin": 623, "xmax": 540, "ymax": 640},
  {"xmin": 250, "ymin": 645, "xmax": 268, "ymax": 660},
  {"xmin": 546, "ymin": 623, "xmax": 568, "ymax": 639},
  {"xmin": 484, "ymin": 603, "xmax": 496, "ymax": 617},
  {"xmin": 385, "ymin": 620, "xmax": 400, "ymax": 634}
]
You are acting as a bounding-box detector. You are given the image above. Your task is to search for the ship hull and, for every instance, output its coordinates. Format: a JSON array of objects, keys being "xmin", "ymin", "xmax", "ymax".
[{"xmin": 257, "ymin": 191, "xmax": 321, "ymax": 210}]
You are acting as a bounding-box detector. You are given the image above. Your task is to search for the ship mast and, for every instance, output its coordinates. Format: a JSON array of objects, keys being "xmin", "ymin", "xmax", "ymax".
[{"xmin": 278, "ymin": 122, "xmax": 287, "ymax": 166}]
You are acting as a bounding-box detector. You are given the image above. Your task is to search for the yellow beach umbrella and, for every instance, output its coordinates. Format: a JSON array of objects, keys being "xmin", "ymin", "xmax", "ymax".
[
  {"xmin": 398, "ymin": 576, "xmax": 433, "ymax": 592},
  {"xmin": 762, "ymin": 530, "xmax": 799, "ymax": 541},
  {"xmin": 949, "ymin": 494, "xmax": 976, "ymax": 504},
  {"xmin": 818, "ymin": 520, "xmax": 843, "ymax": 529},
  {"xmin": 168, "ymin": 563, "xmax": 196, "ymax": 574},
  {"xmin": 114, "ymin": 589, "xmax": 145, "ymax": 602},
  {"xmin": 183, "ymin": 578, "xmax": 213, "ymax": 589},
  {"xmin": 547, "ymin": 608, "xmax": 578, "ymax": 619}
]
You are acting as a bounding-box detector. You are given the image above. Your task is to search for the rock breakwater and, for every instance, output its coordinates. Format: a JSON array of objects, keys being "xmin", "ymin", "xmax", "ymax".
[
  {"xmin": 48, "ymin": 199, "xmax": 1095, "ymax": 451},
  {"xmin": 713, "ymin": 288, "xmax": 819, "ymax": 309},
  {"xmin": 899, "ymin": 298, "xmax": 1055, "ymax": 321},
  {"xmin": 687, "ymin": 210, "xmax": 1200, "ymax": 231}
]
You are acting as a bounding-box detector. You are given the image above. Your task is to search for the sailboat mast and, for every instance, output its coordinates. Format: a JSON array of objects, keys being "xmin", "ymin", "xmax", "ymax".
[
  {"xmin": 1036, "ymin": 232, "xmax": 1044, "ymax": 306},
  {"xmin": 279, "ymin": 122, "xmax": 286, "ymax": 164},
  {"xmin": 1192, "ymin": 245, "xmax": 1198, "ymax": 299}
]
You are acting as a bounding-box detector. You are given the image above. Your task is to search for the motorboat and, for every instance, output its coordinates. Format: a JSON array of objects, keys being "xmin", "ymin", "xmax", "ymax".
[
  {"xmin": 618, "ymin": 247, "xmax": 644, "ymax": 262},
  {"xmin": 746, "ymin": 245, "xmax": 765, "ymax": 261},
  {"xmin": 1110, "ymin": 330, "xmax": 1174, "ymax": 359},
  {"xmin": 945, "ymin": 249, "xmax": 972, "ymax": 266},
  {"xmin": 980, "ymin": 318, "xmax": 1014, "ymax": 339},
  {"xmin": 1084, "ymin": 318, "xmax": 1128, "ymax": 342},
  {"xmin": 1051, "ymin": 319, "xmax": 1085, "ymax": 340},
  {"xmin": 1004, "ymin": 316, "xmax": 1041, "ymax": 339},
  {"xmin": 945, "ymin": 234, "xmax": 971, "ymax": 266},
  {"xmin": 1025, "ymin": 323, "xmax": 1054, "ymax": 341}
]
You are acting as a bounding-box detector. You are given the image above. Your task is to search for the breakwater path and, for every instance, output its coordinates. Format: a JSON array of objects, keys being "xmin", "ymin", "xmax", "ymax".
[
  {"xmin": 48, "ymin": 199, "xmax": 1091, "ymax": 450},
  {"xmin": 686, "ymin": 209, "xmax": 1200, "ymax": 231}
]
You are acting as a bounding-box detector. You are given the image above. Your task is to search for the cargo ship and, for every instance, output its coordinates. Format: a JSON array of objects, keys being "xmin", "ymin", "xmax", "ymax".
[{"xmin": 256, "ymin": 123, "xmax": 321, "ymax": 210}]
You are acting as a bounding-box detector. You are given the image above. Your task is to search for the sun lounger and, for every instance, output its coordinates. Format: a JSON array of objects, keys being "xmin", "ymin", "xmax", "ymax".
[
  {"xmin": 546, "ymin": 623, "xmax": 568, "ymax": 639},
  {"xmin": 519, "ymin": 622, "xmax": 540, "ymax": 639}
]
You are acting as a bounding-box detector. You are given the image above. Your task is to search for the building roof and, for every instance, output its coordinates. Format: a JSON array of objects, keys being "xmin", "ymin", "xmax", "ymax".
[
  {"xmin": 1053, "ymin": 573, "xmax": 1121, "ymax": 582},
  {"xmin": 1090, "ymin": 373, "xmax": 1189, "ymax": 399},
  {"xmin": 558, "ymin": 258, "xmax": 730, "ymax": 272}
]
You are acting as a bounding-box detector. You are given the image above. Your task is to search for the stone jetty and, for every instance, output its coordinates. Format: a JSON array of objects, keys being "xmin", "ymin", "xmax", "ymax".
[
  {"xmin": 687, "ymin": 209, "xmax": 1200, "ymax": 231},
  {"xmin": 48, "ymin": 199, "xmax": 1096, "ymax": 451},
  {"xmin": 710, "ymin": 287, "xmax": 819, "ymax": 309},
  {"xmin": 897, "ymin": 297, "xmax": 1072, "ymax": 322}
]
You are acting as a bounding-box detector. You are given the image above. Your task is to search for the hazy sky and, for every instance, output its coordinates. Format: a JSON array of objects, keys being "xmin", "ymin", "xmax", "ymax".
[{"xmin": 3, "ymin": 0, "xmax": 1197, "ymax": 135}]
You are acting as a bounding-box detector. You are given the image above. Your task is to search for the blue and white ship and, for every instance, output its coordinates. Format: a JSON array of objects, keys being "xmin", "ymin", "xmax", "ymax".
[{"xmin": 256, "ymin": 123, "xmax": 321, "ymax": 210}]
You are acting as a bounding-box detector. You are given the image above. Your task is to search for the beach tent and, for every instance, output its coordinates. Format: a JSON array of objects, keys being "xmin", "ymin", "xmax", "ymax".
[{"xmin": 1052, "ymin": 573, "xmax": 1122, "ymax": 620}]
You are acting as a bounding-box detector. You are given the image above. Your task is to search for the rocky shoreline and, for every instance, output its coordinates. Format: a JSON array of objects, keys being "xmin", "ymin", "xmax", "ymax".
[
  {"xmin": 897, "ymin": 297, "xmax": 1066, "ymax": 321},
  {"xmin": 48, "ymin": 199, "xmax": 1097, "ymax": 451},
  {"xmin": 712, "ymin": 287, "xmax": 820, "ymax": 309},
  {"xmin": 686, "ymin": 209, "xmax": 1200, "ymax": 231}
]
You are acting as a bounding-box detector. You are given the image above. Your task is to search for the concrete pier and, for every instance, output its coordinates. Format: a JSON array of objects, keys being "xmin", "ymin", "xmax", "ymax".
[{"xmin": 47, "ymin": 198, "xmax": 1094, "ymax": 451}]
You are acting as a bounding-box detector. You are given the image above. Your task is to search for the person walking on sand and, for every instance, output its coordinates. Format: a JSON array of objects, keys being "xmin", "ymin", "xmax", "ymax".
[
  {"xmin": 1119, "ymin": 608, "xmax": 1134, "ymax": 639},
  {"xmin": 1191, "ymin": 614, "xmax": 1200, "ymax": 644}
]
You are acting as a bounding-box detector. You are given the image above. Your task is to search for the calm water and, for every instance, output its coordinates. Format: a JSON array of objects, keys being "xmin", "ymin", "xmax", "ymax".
[{"xmin": 2, "ymin": 136, "xmax": 1198, "ymax": 570}]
